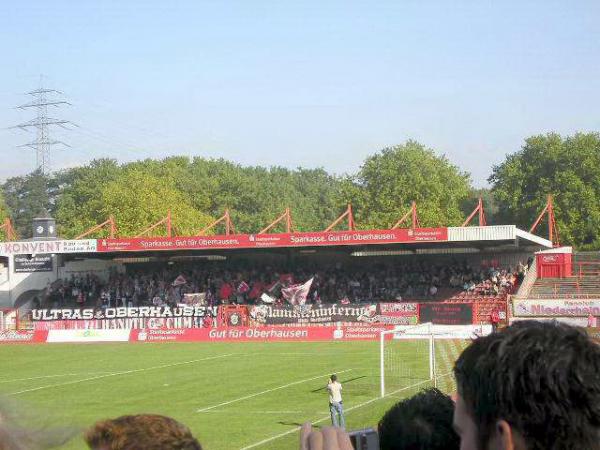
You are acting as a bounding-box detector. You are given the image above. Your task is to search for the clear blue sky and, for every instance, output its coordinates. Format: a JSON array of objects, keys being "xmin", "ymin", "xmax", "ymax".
[{"xmin": 1, "ymin": 0, "xmax": 598, "ymax": 186}]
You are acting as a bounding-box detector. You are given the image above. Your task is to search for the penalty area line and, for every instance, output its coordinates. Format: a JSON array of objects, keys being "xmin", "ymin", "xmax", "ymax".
[
  {"xmin": 197, "ymin": 369, "xmax": 353, "ymax": 413},
  {"xmin": 8, "ymin": 353, "xmax": 233, "ymax": 396},
  {"xmin": 239, "ymin": 378, "xmax": 431, "ymax": 450}
]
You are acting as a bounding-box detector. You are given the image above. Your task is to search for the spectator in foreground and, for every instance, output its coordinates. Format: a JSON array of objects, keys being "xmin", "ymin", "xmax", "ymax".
[
  {"xmin": 453, "ymin": 321, "xmax": 600, "ymax": 450},
  {"xmin": 378, "ymin": 387, "xmax": 459, "ymax": 450},
  {"xmin": 0, "ymin": 399, "xmax": 77, "ymax": 450},
  {"xmin": 84, "ymin": 414, "xmax": 202, "ymax": 450},
  {"xmin": 300, "ymin": 424, "xmax": 353, "ymax": 450},
  {"xmin": 301, "ymin": 388, "xmax": 459, "ymax": 450}
]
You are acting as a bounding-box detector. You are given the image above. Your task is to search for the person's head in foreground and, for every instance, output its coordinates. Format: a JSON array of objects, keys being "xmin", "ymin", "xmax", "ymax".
[
  {"xmin": 378, "ymin": 387, "xmax": 459, "ymax": 450},
  {"xmin": 453, "ymin": 320, "xmax": 600, "ymax": 450},
  {"xmin": 84, "ymin": 414, "xmax": 202, "ymax": 450},
  {"xmin": 0, "ymin": 398, "xmax": 77, "ymax": 450}
]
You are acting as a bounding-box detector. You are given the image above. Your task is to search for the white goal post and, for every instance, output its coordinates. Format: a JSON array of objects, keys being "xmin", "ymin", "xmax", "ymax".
[
  {"xmin": 380, "ymin": 322, "xmax": 435, "ymax": 397},
  {"xmin": 379, "ymin": 322, "xmax": 487, "ymax": 398}
]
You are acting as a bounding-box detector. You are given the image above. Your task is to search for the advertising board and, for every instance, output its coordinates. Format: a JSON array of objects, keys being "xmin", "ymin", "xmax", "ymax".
[
  {"xmin": 46, "ymin": 329, "xmax": 131, "ymax": 343},
  {"xmin": 0, "ymin": 330, "xmax": 47, "ymax": 343},
  {"xmin": 130, "ymin": 325, "xmax": 395, "ymax": 342},
  {"xmin": 513, "ymin": 299, "xmax": 600, "ymax": 317},
  {"xmin": 13, "ymin": 254, "xmax": 53, "ymax": 272},
  {"xmin": 97, "ymin": 228, "xmax": 448, "ymax": 253},
  {"xmin": 419, "ymin": 303, "xmax": 473, "ymax": 325},
  {"xmin": 0, "ymin": 239, "xmax": 97, "ymax": 256}
]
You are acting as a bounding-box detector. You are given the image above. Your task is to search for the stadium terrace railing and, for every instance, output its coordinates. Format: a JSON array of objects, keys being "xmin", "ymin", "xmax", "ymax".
[{"xmin": 513, "ymin": 258, "xmax": 538, "ymax": 299}]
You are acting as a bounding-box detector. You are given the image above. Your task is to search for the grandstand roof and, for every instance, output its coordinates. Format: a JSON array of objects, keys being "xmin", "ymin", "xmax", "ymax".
[{"xmin": 0, "ymin": 225, "xmax": 552, "ymax": 257}]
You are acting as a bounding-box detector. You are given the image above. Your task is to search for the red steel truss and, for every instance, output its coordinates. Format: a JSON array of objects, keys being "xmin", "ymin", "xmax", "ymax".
[
  {"xmin": 134, "ymin": 211, "xmax": 172, "ymax": 238},
  {"xmin": 259, "ymin": 208, "xmax": 294, "ymax": 234},
  {"xmin": 0, "ymin": 218, "xmax": 17, "ymax": 241},
  {"xmin": 325, "ymin": 204, "xmax": 355, "ymax": 232},
  {"xmin": 530, "ymin": 195, "xmax": 560, "ymax": 247},
  {"xmin": 462, "ymin": 197, "xmax": 487, "ymax": 227},
  {"xmin": 392, "ymin": 201, "xmax": 420, "ymax": 229},
  {"xmin": 197, "ymin": 210, "xmax": 235, "ymax": 236},
  {"xmin": 75, "ymin": 216, "xmax": 117, "ymax": 240}
]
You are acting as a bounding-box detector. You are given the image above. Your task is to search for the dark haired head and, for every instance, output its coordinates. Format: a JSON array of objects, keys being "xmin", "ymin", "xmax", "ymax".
[
  {"xmin": 330, "ymin": 374, "xmax": 337, "ymax": 382},
  {"xmin": 453, "ymin": 320, "xmax": 600, "ymax": 450},
  {"xmin": 378, "ymin": 387, "xmax": 459, "ymax": 450}
]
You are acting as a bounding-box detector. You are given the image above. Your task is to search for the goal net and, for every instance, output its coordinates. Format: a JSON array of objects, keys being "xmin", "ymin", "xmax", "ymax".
[{"xmin": 379, "ymin": 322, "xmax": 476, "ymax": 397}]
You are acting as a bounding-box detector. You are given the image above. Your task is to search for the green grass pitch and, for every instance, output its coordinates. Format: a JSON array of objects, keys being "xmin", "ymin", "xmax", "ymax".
[{"xmin": 0, "ymin": 340, "xmax": 463, "ymax": 449}]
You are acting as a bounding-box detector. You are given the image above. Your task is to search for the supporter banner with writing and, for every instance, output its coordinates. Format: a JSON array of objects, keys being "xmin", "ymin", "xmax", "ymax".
[
  {"xmin": 419, "ymin": 303, "xmax": 474, "ymax": 325},
  {"xmin": 513, "ymin": 299, "xmax": 600, "ymax": 317},
  {"xmin": 32, "ymin": 317, "xmax": 208, "ymax": 330},
  {"xmin": 248, "ymin": 303, "xmax": 379, "ymax": 325},
  {"xmin": 378, "ymin": 302, "xmax": 418, "ymax": 316},
  {"xmin": 350, "ymin": 302, "xmax": 419, "ymax": 325},
  {"xmin": 13, "ymin": 254, "xmax": 53, "ymax": 273},
  {"xmin": 31, "ymin": 306, "xmax": 218, "ymax": 321},
  {"xmin": 97, "ymin": 228, "xmax": 448, "ymax": 253}
]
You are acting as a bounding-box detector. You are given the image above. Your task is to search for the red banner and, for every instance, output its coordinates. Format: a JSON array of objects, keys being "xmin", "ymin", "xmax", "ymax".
[
  {"xmin": 0, "ymin": 330, "xmax": 48, "ymax": 344},
  {"xmin": 130, "ymin": 325, "xmax": 394, "ymax": 342},
  {"xmin": 97, "ymin": 228, "xmax": 448, "ymax": 253}
]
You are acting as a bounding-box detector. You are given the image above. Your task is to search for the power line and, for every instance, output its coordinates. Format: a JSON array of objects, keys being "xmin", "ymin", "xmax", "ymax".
[{"xmin": 8, "ymin": 77, "xmax": 76, "ymax": 174}]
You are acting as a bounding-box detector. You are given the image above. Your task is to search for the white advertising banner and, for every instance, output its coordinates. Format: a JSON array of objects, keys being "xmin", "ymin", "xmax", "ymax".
[
  {"xmin": 47, "ymin": 329, "xmax": 131, "ymax": 343},
  {"xmin": 513, "ymin": 299, "xmax": 600, "ymax": 317},
  {"xmin": 0, "ymin": 239, "xmax": 97, "ymax": 256}
]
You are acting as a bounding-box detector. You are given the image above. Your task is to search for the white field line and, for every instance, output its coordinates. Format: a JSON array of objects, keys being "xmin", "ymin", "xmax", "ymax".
[
  {"xmin": 8, "ymin": 353, "xmax": 233, "ymax": 396},
  {"xmin": 239, "ymin": 378, "xmax": 431, "ymax": 450},
  {"xmin": 0, "ymin": 372, "xmax": 117, "ymax": 383},
  {"xmin": 201, "ymin": 410, "xmax": 315, "ymax": 415},
  {"xmin": 197, "ymin": 369, "xmax": 353, "ymax": 413}
]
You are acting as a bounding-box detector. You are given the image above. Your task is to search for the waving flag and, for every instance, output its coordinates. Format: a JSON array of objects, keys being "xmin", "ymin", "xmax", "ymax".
[
  {"xmin": 282, "ymin": 278, "xmax": 314, "ymax": 306},
  {"xmin": 237, "ymin": 281, "xmax": 250, "ymax": 294},
  {"xmin": 260, "ymin": 293, "xmax": 276, "ymax": 304},
  {"xmin": 172, "ymin": 275, "xmax": 187, "ymax": 286}
]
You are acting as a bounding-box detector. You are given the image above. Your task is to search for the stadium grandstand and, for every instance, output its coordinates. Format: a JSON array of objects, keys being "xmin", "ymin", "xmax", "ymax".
[{"xmin": 1, "ymin": 200, "xmax": 557, "ymax": 329}]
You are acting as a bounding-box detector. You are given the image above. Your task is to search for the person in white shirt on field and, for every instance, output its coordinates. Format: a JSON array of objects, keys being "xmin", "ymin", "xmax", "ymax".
[{"xmin": 327, "ymin": 374, "xmax": 345, "ymax": 429}]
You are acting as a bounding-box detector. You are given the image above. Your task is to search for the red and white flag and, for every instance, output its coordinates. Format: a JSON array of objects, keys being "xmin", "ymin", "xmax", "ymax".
[
  {"xmin": 172, "ymin": 275, "xmax": 187, "ymax": 286},
  {"xmin": 282, "ymin": 278, "xmax": 314, "ymax": 306},
  {"xmin": 237, "ymin": 281, "xmax": 250, "ymax": 294}
]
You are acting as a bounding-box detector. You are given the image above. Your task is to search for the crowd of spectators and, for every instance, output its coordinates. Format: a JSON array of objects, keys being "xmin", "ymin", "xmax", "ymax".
[{"xmin": 40, "ymin": 258, "xmax": 526, "ymax": 309}]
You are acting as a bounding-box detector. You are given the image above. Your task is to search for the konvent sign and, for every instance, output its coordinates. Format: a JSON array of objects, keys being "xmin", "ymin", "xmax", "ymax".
[{"xmin": 0, "ymin": 239, "xmax": 97, "ymax": 256}]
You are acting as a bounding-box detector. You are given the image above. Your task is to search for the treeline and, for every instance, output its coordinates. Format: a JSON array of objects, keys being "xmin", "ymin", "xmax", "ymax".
[{"xmin": 2, "ymin": 133, "xmax": 600, "ymax": 248}]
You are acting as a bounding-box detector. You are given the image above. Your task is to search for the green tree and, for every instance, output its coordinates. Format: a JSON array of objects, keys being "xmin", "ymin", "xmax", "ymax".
[
  {"xmin": 99, "ymin": 169, "xmax": 214, "ymax": 236},
  {"xmin": 1, "ymin": 170, "xmax": 53, "ymax": 238},
  {"xmin": 181, "ymin": 158, "xmax": 343, "ymax": 233},
  {"xmin": 54, "ymin": 159, "xmax": 122, "ymax": 238},
  {"xmin": 348, "ymin": 141, "xmax": 472, "ymax": 228},
  {"xmin": 489, "ymin": 132, "xmax": 600, "ymax": 248}
]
